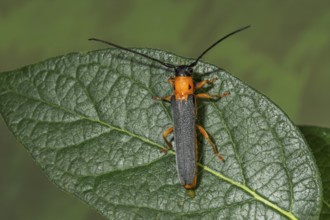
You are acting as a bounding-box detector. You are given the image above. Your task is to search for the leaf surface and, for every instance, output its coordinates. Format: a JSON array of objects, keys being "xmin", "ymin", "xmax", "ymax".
[{"xmin": 0, "ymin": 49, "xmax": 322, "ymax": 219}]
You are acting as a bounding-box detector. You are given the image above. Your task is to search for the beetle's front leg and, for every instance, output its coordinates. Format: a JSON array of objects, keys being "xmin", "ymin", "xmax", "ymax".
[
  {"xmin": 152, "ymin": 95, "xmax": 172, "ymax": 102},
  {"xmin": 152, "ymin": 76, "xmax": 175, "ymax": 102},
  {"xmin": 168, "ymin": 76, "xmax": 175, "ymax": 86},
  {"xmin": 195, "ymin": 77, "xmax": 218, "ymax": 90}
]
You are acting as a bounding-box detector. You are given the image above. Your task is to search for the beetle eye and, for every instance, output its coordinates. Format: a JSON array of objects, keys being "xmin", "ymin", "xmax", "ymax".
[{"xmin": 188, "ymin": 84, "xmax": 192, "ymax": 90}]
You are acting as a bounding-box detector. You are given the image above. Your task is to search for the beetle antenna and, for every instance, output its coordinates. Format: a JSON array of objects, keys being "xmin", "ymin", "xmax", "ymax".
[
  {"xmin": 89, "ymin": 38, "xmax": 176, "ymax": 69},
  {"xmin": 188, "ymin": 25, "xmax": 251, "ymax": 67}
]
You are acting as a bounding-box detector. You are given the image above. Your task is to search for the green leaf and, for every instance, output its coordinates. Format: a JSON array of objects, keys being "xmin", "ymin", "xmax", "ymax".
[
  {"xmin": 300, "ymin": 126, "xmax": 330, "ymax": 220},
  {"xmin": 0, "ymin": 49, "xmax": 322, "ymax": 219}
]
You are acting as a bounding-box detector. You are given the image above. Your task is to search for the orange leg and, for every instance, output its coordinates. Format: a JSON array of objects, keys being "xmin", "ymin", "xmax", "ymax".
[
  {"xmin": 153, "ymin": 95, "xmax": 172, "ymax": 102},
  {"xmin": 152, "ymin": 76, "xmax": 174, "ymax": 102},
  {"xmin": 195, "ymin": 77, "xmax": 218, "ymax": 90},
  {"xmin": 161, "ymin": 127, "xmax": 174, "ymax": 153},
  {"xmin": 168, "ymin": 76, "xmax": 175, "ymax": 86},
  {"xmin": 196, "ymin": 124, "xmax": 224, "ymax": 161},
  {"xmin": 195, "ymin": 92, "xmax": 229, "ymax": 100}
]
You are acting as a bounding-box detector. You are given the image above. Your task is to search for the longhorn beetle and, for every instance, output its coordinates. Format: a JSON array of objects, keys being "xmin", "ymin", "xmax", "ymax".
[{"xmin": 89, "ymin": 25, "xmax": 250, "ymax": 190}]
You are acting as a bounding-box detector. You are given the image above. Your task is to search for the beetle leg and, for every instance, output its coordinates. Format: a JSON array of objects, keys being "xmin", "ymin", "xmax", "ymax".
[
  {"xmin": 195, "ymin": 77, "xmax": 218, "ymax": 90},
  {"xmin": 195, "ymin": 92, "xmax": 229, "ymax": 99},
  {"xmin": 196, "ymin": 124, "xmax": 224, "ymax": 161},
  {"xmin": 168, "ymin": 76, "xmax": 175, "ymax": 85},
  {"xmin": 152, "ymin": 95, "xmax": 172, "ymax": 102},
  {"xmin": 152, "ymin": 77, "xmax": 174, "ymax": 102},
  {"xmin": 161, "ymin": 127, "xmax": 174, "ymax": 153}
]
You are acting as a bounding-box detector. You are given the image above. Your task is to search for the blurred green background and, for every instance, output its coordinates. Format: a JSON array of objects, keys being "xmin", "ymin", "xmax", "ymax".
[{"xmin": 1, "ymin": 1, "xmax": 330, "ymax": 219}]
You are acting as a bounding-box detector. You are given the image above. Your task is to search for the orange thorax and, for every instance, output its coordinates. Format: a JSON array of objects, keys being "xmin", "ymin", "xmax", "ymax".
[{"xmin": 174, "ymin": 76, "xmax": 194, "ymax": 100}]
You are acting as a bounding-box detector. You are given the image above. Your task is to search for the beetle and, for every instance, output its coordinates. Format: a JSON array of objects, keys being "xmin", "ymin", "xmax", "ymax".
[{"xmin": 89, "ymin": 25, "xmax": 250, "ymax": 190}]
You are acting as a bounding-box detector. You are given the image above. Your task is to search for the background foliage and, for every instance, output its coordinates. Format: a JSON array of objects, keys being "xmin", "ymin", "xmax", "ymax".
[
  {"xmin": 300, "ymin": 126, "xmax": 330, "ymax": 219},
  {"xmin": 1, "ymin": 1, "xmax": 329, "ymax": 219}
]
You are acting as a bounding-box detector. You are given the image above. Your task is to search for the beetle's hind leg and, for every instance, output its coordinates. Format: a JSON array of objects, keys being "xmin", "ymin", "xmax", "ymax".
[
  {"xmin": 196, "ymin": 125, "xmax": 224, "ymax": 161},
  {"xmin": 161, "ymin": 127, "xmax": 174, "ymax": 153}
]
